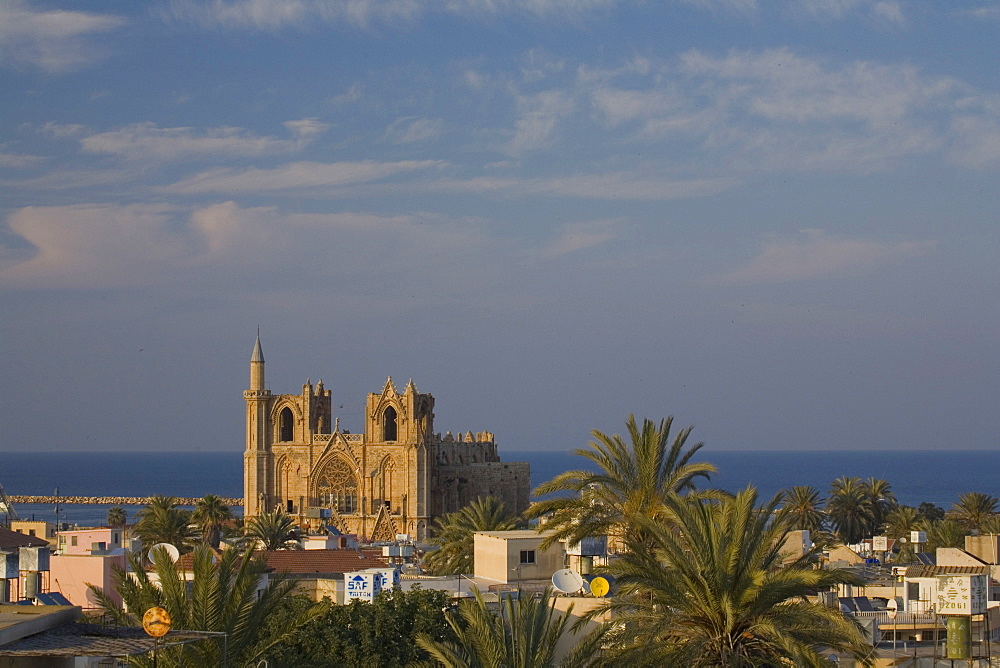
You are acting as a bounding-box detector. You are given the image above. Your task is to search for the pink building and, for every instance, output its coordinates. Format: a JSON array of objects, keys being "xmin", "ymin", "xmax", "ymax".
[
  {"xmin": 57, "ymin": 528, "xmax": 126, "ymax": 556},
  {"xmin": 49, "ymin": 553, "xmax": 127, "ymax": 609}
]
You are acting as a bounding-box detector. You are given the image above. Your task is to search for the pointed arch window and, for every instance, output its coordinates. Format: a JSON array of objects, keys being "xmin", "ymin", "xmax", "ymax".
[
  {"xmin": 316, "ymin": 458, "xmax": 358, "ymax": 514},
  {"xmin": 383, "ymin": 406, "xmax": 398, "ymax": 442},
  {"xmin": 279, "ymin": 407, "xmax": 294, "ymax": 442}
]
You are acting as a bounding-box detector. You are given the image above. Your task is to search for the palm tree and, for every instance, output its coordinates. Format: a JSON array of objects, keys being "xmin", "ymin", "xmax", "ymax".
[
  {"xmin": 192, "ymin": 494, "xmax": 232, "ymax": 549},
  {"xmin": 948, "ymin": 492, "xmax": 998, "ymax": 532},
  {"xmin": 416, "ymin": 586, "xmax": 602, "ymax": 667},
  {"xmin": 134, "ymin": 495, "xmax": 197, "ymax": 552},
  {"xmin": 423, "ymin": 496, "xmax": 520, "ymax": 576},
  {"xmin": 106, "ymin": 505, "xmax": 127, "ymax": 528},
  {"xmin": 245, "ymin": 508, "xmax": 300, "ymax": 550},
  {"xmin": 923, "ymin": 518, "xmax": 968, "ymax": 552},
  {"xmin": 598, "ymin": 488, "xmax": 872, "ymax": 667},
  {"xmin": 89, "ymin": 544, "xmax": 321, "ymax": 666},
  {"xmin": 884, "ymin": 506, "xmax": 920, "ymax": 563},
  {"xmin": 525, "ymin": 414, "xmax": 715, "ymax": 550},
  {"xmin": 863, "ymin": 477, "xmax": 897, "ymax": 533},
  {"xmin": 779, "ymin": 486, "xmax": 826, "ymax": 533},
  {"xmin": 827, "ymin": 477, "xmax": 875, "ymax": 545}
]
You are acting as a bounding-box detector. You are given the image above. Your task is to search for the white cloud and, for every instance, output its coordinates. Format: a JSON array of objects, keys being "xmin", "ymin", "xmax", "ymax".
[
  {"xmin": 426, "ymin": 172, "xmax": 737, "ymax": 200},
  {"xmin": 540, "ymin": 219, "xmax": 618, "ymax": 257},
  {"xmin": 162, "ymin": 160, "xmax": 444, "ymax": 194},
  {"xmin": 77, "ymin": 120, "xmax": 327, "ymax": 161},
  {"xmin": 0, "ymin": 201, "xmax": 497, "ymax": 291},
  {"xmin": 164, "ymin": 0, "xmax": 619, "ymax": 30},
  {"xmin": 576, "ymin": 48, "xmax": 996, "ymax": 173},
  {"xmin": 506, "ymin": 90, "xmax": 575, "ymax": 154},
  {"xmin": 710, "ymin": 230, "xmax": 937, "ymax": 285},
  {"xmin": 383, "ymin": 117, "xmax": 445, "ymax": 144},
  {"xmin": 0, "ymin": 204, "xmax": 190, "ymax": 288},
  {"xmin": 0, "ymin": 149, "xmax": 45, "ymax": 169},
  {"xmin": 0, "ymin": 1, "xmax": 126, "ymax": 72}
]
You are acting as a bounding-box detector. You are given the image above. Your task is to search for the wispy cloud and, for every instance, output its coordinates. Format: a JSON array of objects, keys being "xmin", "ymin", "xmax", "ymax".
[
  {"xmin": 0, "ymin": 1, "xmax": 126, "ymax": 72},
  {"xmin": 427, "ymin": 172, "xmax": 737, "ymax": 200},
  {"xmin": 540, "ymin": 219, "xmax": 619, "ymax": 257},
  {"xmin": 73, "ymin": 120, "xmax": 328, "ymax": 161},
  {"xmin": 383, "ymin": 117, "xmax": 445, "ymax": 144},
  {"xmin": 161, "ymin": 160, "xmax": 444, "ymax": 194},
  {"xmin": 709, "ymin": 229, "xmax": 937, "ymax": 285},
  {"xmin": 163, "ymin": 0, "xmax": 620, "ymax": 30}
]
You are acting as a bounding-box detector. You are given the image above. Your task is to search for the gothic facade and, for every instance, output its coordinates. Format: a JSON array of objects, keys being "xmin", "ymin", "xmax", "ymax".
[{"xmin": 243, "ymin": 337, "xmax": 530, "ymax": 541}]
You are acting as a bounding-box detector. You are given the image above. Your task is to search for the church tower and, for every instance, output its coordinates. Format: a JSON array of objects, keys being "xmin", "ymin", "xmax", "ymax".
[{"xmin": 244, "ymin": 334, "xmax": 272, "ymax": 517}]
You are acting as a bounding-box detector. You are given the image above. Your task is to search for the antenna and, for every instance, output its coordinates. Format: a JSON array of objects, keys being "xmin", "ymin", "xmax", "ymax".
[
  {"xmin": 551, "ymin": 568, "xmax": 584, "ymax": 594},
  {"xmin": 148, "ymin": 543, "xmax": 181, "ymax": 564}
]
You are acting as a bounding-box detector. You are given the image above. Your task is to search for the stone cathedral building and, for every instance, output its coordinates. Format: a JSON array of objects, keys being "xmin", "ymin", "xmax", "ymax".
[{"xmin": 243, "ymin": 336, "xmax": 530, "ymax": 541}]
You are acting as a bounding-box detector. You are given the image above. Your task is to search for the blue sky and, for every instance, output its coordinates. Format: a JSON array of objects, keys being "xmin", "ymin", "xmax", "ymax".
[{"xmin": 1, "ymin": 0, "xmax": 998, "ymax": 455}]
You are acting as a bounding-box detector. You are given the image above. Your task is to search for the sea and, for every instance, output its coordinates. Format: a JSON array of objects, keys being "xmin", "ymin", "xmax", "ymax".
[{"xmin": 1, "ymin": 449, "xmax": 995, "ymax": 528}]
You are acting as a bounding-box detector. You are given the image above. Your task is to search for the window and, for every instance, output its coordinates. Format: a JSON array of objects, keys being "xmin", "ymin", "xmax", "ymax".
[
  {"xmin": 279, "ymin": 407, "xmax": 294, "ymax": 442},
  {"xmin": 71, "ymin": 536, "xmax": 78, "ymax": 547},
  {"xmin": 28, "ymin": 529, "xmax": 36, "ymax": 536},
  {"xmin": 316, "ymin": 458, "xmax": 359, "ymax": 514},
  {"xmin": 519, "ymin": 550, "xmax": 536, "ymax": 565},
  {"xmin": 383, "ymin": 406, "xmax": 398, "ymax": 441}
]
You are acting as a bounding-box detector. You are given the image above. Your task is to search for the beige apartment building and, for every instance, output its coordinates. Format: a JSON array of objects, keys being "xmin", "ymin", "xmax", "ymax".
[{"xmin": 243, "ymin": 336, "xmax": 529, "ymax": 541}]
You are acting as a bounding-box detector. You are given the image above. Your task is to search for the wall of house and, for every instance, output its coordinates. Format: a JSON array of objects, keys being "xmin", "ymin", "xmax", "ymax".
[
  {"xmin": 473, "ymin": 531, "xmax": 564, "ymax": 583},
  {"xmin": 49, "ymin": 554, "xmax": 126, "ymax": 609}
]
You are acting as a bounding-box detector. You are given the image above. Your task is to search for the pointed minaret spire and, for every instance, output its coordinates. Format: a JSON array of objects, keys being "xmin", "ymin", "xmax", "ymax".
[{"xmin": 250, "ymin": 331, "xmax": 265, "ymax": 390}]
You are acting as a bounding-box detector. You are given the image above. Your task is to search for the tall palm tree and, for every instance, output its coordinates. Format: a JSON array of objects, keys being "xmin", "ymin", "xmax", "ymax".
[
  {"xmin": 779, "ymin": 486, "xmax": 826, "ymax": 533},
  {"xmin": 89, "ymin": 544, "xmax": 321, "ymax": 666},
  {"xmin": 134, "ymin": 495, "xmax": 197, "ymax": 553},
  {"xmin": 416, "ymin": 586, "xmax": 603, "ymax": 668},
  {"xmin": 525, "ymin": 414, "xmax": 715, "ymax": 550},
  {"xmin": 827, "ymin": 477, "xmax": 875, "ymax": 545},
  {"xmin": 922, "ymin": 518, "xmax": 968, "ymax": 552},
  {"xmin": 863, "ymin": 477, "xmax": 897, "ymax": 533},
  {"xmin": 598, "ymin": 488, "xmax": 872, "ymax": 667},
  {"xmin": 948, "ymin": 492, "xmax": 998, "ymax": 532},
  {"xmin": 423, "ymin": 496, "xmax": 520, "ymax": 576},
  {"xmin": 245, "ymin": 508, "xmax": 300, "ymax": 550},
  {"xmin": 192, "ymin": 494, "xmax": 232, "ymax": 549},
  {"xmin": 106, "ymin": 505, "xmax": 127, "ymax": 528},
  {"xmin": 884, "ymin": 505, "xmax": 920, "ymax": 563}
]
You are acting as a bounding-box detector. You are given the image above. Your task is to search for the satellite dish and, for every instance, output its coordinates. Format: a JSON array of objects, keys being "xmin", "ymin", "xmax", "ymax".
[
  {"xmin": 551, "ymin": 568, "xmax": 584, "ymax": 594},
  {"xmin": 148, "ymin": 543, "xmax": 180, "ymax": 564},
  {"xmin": 588, "ymin": 575, "xmax": 614, "ymax": 597}
]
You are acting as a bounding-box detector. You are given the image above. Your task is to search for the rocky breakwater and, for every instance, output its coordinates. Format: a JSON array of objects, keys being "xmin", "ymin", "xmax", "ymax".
[{"xmin": 9, "ymin": 495, "xmax": 244, "ymax": 506}]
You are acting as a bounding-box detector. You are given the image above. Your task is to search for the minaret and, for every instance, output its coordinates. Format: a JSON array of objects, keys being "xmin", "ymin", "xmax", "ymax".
[
  {"xmin": 244, "ymin": 333, "xmax": 272, "ymax": 517},
  {"xmin": 250, "ymin": 333, "xmax": 265, "ymax": 390}
]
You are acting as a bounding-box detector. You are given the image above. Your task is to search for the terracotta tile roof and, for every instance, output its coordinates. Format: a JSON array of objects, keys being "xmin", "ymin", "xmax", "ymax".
[
  {"xmin": 0, "ymin": 527, "xmax": 49, "ymax": 549},
  {"xmin": 263, "ymin": 549, "xmax": 388, "ymax": 575}
]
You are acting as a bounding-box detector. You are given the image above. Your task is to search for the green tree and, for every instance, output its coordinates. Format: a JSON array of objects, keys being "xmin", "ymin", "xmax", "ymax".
[
  {"xmin": 192, "ymin": 494, "xmax": 232, "ymax": 549},
  {"xmin": 133, "ymin": 495, "xmax": 197, "ymax": 552},
  {"xmin": 423, "ymin": 496, "xmax": 520, "ymax": 575},
  {"xmin": 106, "ymin": 505, "xmax": 127, "ymax": 528},
  {"xmin": 245, "ymin": 508, "xmax": 300, "ymax": 550},
  {"xmin": 917, "ymin": 502, "xmax": 945, "ymax": 523},
  {"xmin": 863, "ymin": 477, "xmax": 897, "ymax": 533},
  {"xmin": 778, "ymin": 485, "xmax": 826, "ymax": 533},
  {"xmin": 884, "ymin": 505, "xmax": 920, "ymax": 563},
  {"xmin": 263, "ymin": 586, "xmax": 456, "ymax": 667},
  {"xmin": 827, "ymin": 477, "xmax": 875, "ymax": 545},
  {"xmin": 948, "ymin": 492, "xmax": 998, "ymax": 532},
  {"xmin": 417, "ymin": 586, "xmax": 603, "ymax": 668},
  {"xmin": 526, "ymin": 414, "xmax": 715, "ymax": 549},
  {"xmin": 923, "ymin": 518, "xmax": 968, "ymax": 552},
  {"xmin": 89, "ymin": 544, "xmax": 320, "ymax": 667},
  {"xmin": 598, "ymin": 488, "xmax": 872, "ymax": 667}
]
